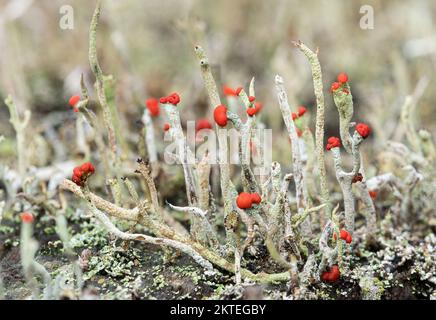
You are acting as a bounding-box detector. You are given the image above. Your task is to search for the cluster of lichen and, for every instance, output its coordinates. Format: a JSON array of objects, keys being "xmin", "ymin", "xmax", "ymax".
[{"xmin": 0, "ymin": 0, "xmax": 434, "ymax": 301}]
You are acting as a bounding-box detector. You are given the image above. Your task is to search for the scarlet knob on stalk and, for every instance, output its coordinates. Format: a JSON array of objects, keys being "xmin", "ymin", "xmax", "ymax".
[
  {"xmin": 356, "ymin": 123, "xmax": 371, "ymax": 139},
  {"xmin": 352, "ymin": 173, "xmax": 363, "ymax": 183},
  {"xmin": 163, "ymin": 123, "xmax": 170, "ymax": 132},
  {"xmin": 213, "ymin": 105, "xmax": 228, "ymax": 127},
  {"xmin": 247, "ymin": 102, "xmax": 263, "ymax": 117},
  {"xmin": 326, "ymin": 137, "xmax": 341, "ymax": 150},
  {"xmin": 298, "ymin": 106, "xmax": 307, "ymax": 117},
  {"xmin": 333, "ymin": 229, "xmax": 352, "ymax": 243},
  {"xmin": 223, "ymin": 85, "xmax": 238, "ymax": 96},
  {"xmin": 330, "ymin": 82, "xmax": 341, "ymax": 93},
  {"xmin": 160, "ymin": 92, "xmax": 181, "ymax": 106},
  {"xmin": 321, "ymin": 265, "xmax": 340, "ymax": 282},
  {"xmin": 292, "ymin": 112, "xmax": 298, "ymax": 120},
  {"xmin": 337, "ymin": 72, "xmax": 349, "ymax": 84},
  {"xmin": 248, "ymin": 96, "xmax": 255, "ymax": 103},
  {"xmin": 247, "ymin": 108, "xmax": 257, "ymax": 117},
  {"xmin": 145, "ymin": 98, "xmax": 160, "ymax": 117},
  {"xmin": 69, "ymin": 95, "xmax": 80, "ymax": 112},
  {"xmin": 235, "ymin": 87, "xmax": 243, "ymax": 96},
  {"xmin": 369, "ymin": 190, "xmax": 377, "ymax": 199},
  {"xmin": 20, "ymin": 212, "xmax": 34, "ymax": 223},
  {"xmin": 236, "ymin": 192, "xmax": 252, "ymax": 209},
  {"xmin": 236, "ymin": 192, "xmax": 261, "ymax": 209},
  {"xmin": 251, "ymin": 193, "xmax": 261, "ymax": 204},
  {"xmin": 71, "ymin": 162, "xmax": 95, "ymax": 187},
  {"xmin": 196, "ymin": 119, "xmax": 213, "ymax": 133}
]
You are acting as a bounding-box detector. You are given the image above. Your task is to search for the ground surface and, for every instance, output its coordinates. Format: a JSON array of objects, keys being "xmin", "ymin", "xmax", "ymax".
[{"xmin": 1, "ymin": 210, "xmax": 434, "ymax": 300}]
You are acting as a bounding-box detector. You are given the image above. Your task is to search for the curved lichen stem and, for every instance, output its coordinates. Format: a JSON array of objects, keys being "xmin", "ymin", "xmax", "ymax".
[
  {"xmin": 292, "ymin": 40, "xmax": 331, "ymax": 219},
  {"xmin": 62, "ymin": 177, "xmax": 291, "ymax": 283},
  {"xmin": 194, "ymin": 45, "xmax": 238, "ymax": 248},
  {"xmin": 275, "ymin": 75, "xmax": 307, "ymax": 217},
  {"xmin": 89, "ymin": 0, "xmax": 118, "ymax": 166}
]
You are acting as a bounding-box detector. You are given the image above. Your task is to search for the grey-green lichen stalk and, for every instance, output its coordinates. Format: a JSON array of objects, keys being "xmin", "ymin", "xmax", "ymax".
[{"xmin": 292, "ymin": 41, "xmax": 331, "ymax": 220}]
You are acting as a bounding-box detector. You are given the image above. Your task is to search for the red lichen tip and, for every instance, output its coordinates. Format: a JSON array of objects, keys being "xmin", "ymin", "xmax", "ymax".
[
  {"xmin": 355, "ymin": 123, "xmax": 371, "ymax": 139},
  {"xmin": 251, "ymin": 193, "xmax": 261, "ymax": 204},
  {"xmin": 71, "ymin": 162, "xmax": 95, "ymax": 187},
  {"xmin": 69, "ymin": 95, "xmax": 80, "ymax": 107},
  {"xmin": 298, "ymin": 106, "xmax": 307, "ymax": 117},
  {"xmin": 146, "ymin": 98, "xmax": 160, "ymax": 117},
  {"xmin": 159, "ymin": 97, "xmax": 168, "ymax": 104},
  {"xmin": 337, "ymin": 72, "xmax": 348, "ymax": 84},
  {"xmin": 292, "ymin": 112, "xmax": 298, "ymax": 120},
  {"xmin": 163, "ymin": 123, "xmax": 170, "ymax": 132},
  {"xmin": 330, "ymin": 82, "xmax": 341, "ymax": 93},
  {"xmin": 235, "ymin": 87, "xmax": 243, "ymax": 96},
  {"xmin": 196, "ymin": 119, "xmax": 213, "ymax": 132},
  {"xmin": 236, "ymin": 192, "xmax": 252, "ymax": 209},
  {"xmin": 160, "ymin": 92, "xmax": 181, "ymax": 106},
  {"xmin": 248, "ymin": 96, "xmax": 255, "ymax": 103},
  {"xmin": 352, "ymin": 173, "xmax": 363, "ymax": 183},
  {"xmin": 321, "ymin": 265, "xmax": 340, "ymax": 283},
  {"xmin": 223, "ymin": 85, "xmax": 237, "ymax": 97},
  {"xmin": 326, "ymin": 137, "xmax": 341, "ymax": 150},
  {"xmin": 213, "ymin": 105, "xmax": 228, "ymax": 127},
  {"xmin": 20, "ymin": 212, "xmax": 34, "ymax": 223},
  {"xmin": 246, "ymin": 107, "xmax": 257, "ymax": 117},
  {"xmin": 369, "ymin": 190, "xmax": 377, "ymax": 199}
]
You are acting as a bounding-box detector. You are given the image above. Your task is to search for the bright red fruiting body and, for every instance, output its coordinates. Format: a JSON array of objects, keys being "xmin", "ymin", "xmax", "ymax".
[
  {"xmin": 247, "ymin": 102, "xmax": 263, "ymax": 117},
  {"xmin": 326, "ymin": 137, "xmax": 341, "ymax": 150},
  {"xmin": 236, "ymin": 192, "xmax": 252, "ymax": 209},
  {"xmin": 163, "ymin": 123, "xmax": 170, "ymax": 131},
  {"xmin": 356, "ymin": 123, "xmax": 371, "ymax": 139},
  {"xmin": 20, "ymin": 212, "xmax": 34, "ymax": 223},
  {"xmin": 69, "ymin": 95, "xmax": 80, "ymax": 112},
  {"xmin": 196, "ymin": 119, "xmax": 213, "ymax": 132},
  {"xmin": 352, "ymin": 173, "xmax": 363, "ymax": 183},
  {"xmin": 246, "ymin": 108, "xmax": 257, "ymax": 117},
  {"xmin": 251, "ymin": 193, "xmax": 261, "ymax": 204},
  {"xmin": 339, "ymin": 229, "xmax": 348, "ymax": 240},
  {"xmin": 292, "ymin": 112, "xmax": 298, "ymax": 120},
  {"xmin": 369, "ymin": 190, "xmax": 377, "ymax": 199},
  {"xmin": 342, "ymin": 89, "xmax": 349, "ymax": 95},
  {"xmin": 298, "ymin": 106, "xmax": 307, "ymax": 117},
  {"xmin": 160, "ymin": 92, "xmax": 181, "ymax": 106},
  {"xmin": 337, "ymin": 73, "xmax": 348, "ymax": 84},
  {"xmin": 333, "ymin": 229, "xmax": 352, "ymax": 244},
  {"xmin": 235, "ymin": 87, "xmax": 243, "ymax": 96},
  {"xmin": 322, "ymin": 265, "xmax": 340, "ymax": 282},
  {"xmin": 146, "ymin": 98, "xmax": 160, "ymax": 117},
  {"xmin": 223, "ymin": 85, "xmax": 238, "ymax": 96},
  {"xmin": 213, "ymin": 105, "xmax": 228, "ymax": 127},
  {"xmin": 330, "ymin": 82, "xmax": 341, "ymax": 93},
  {"xmin": 71, "ymin": 162, "xmax": 95, "ymax": 187},
  {"xmin": 248, "ymin": 96, "xmax": 255, "ymax": 103},
  {"xmin": 69, "ymin": 95, "xmax": 80, "ymax": 107}
]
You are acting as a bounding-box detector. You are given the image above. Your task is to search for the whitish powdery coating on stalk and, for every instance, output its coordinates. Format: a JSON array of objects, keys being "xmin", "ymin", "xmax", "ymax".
[
  {"xmin": 293, "ymin": 41, "xmax": 331, "ymax": 219},
  {"xmin": 275, "ymin": 75, "xmax": 309, "ymax": 231}
]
